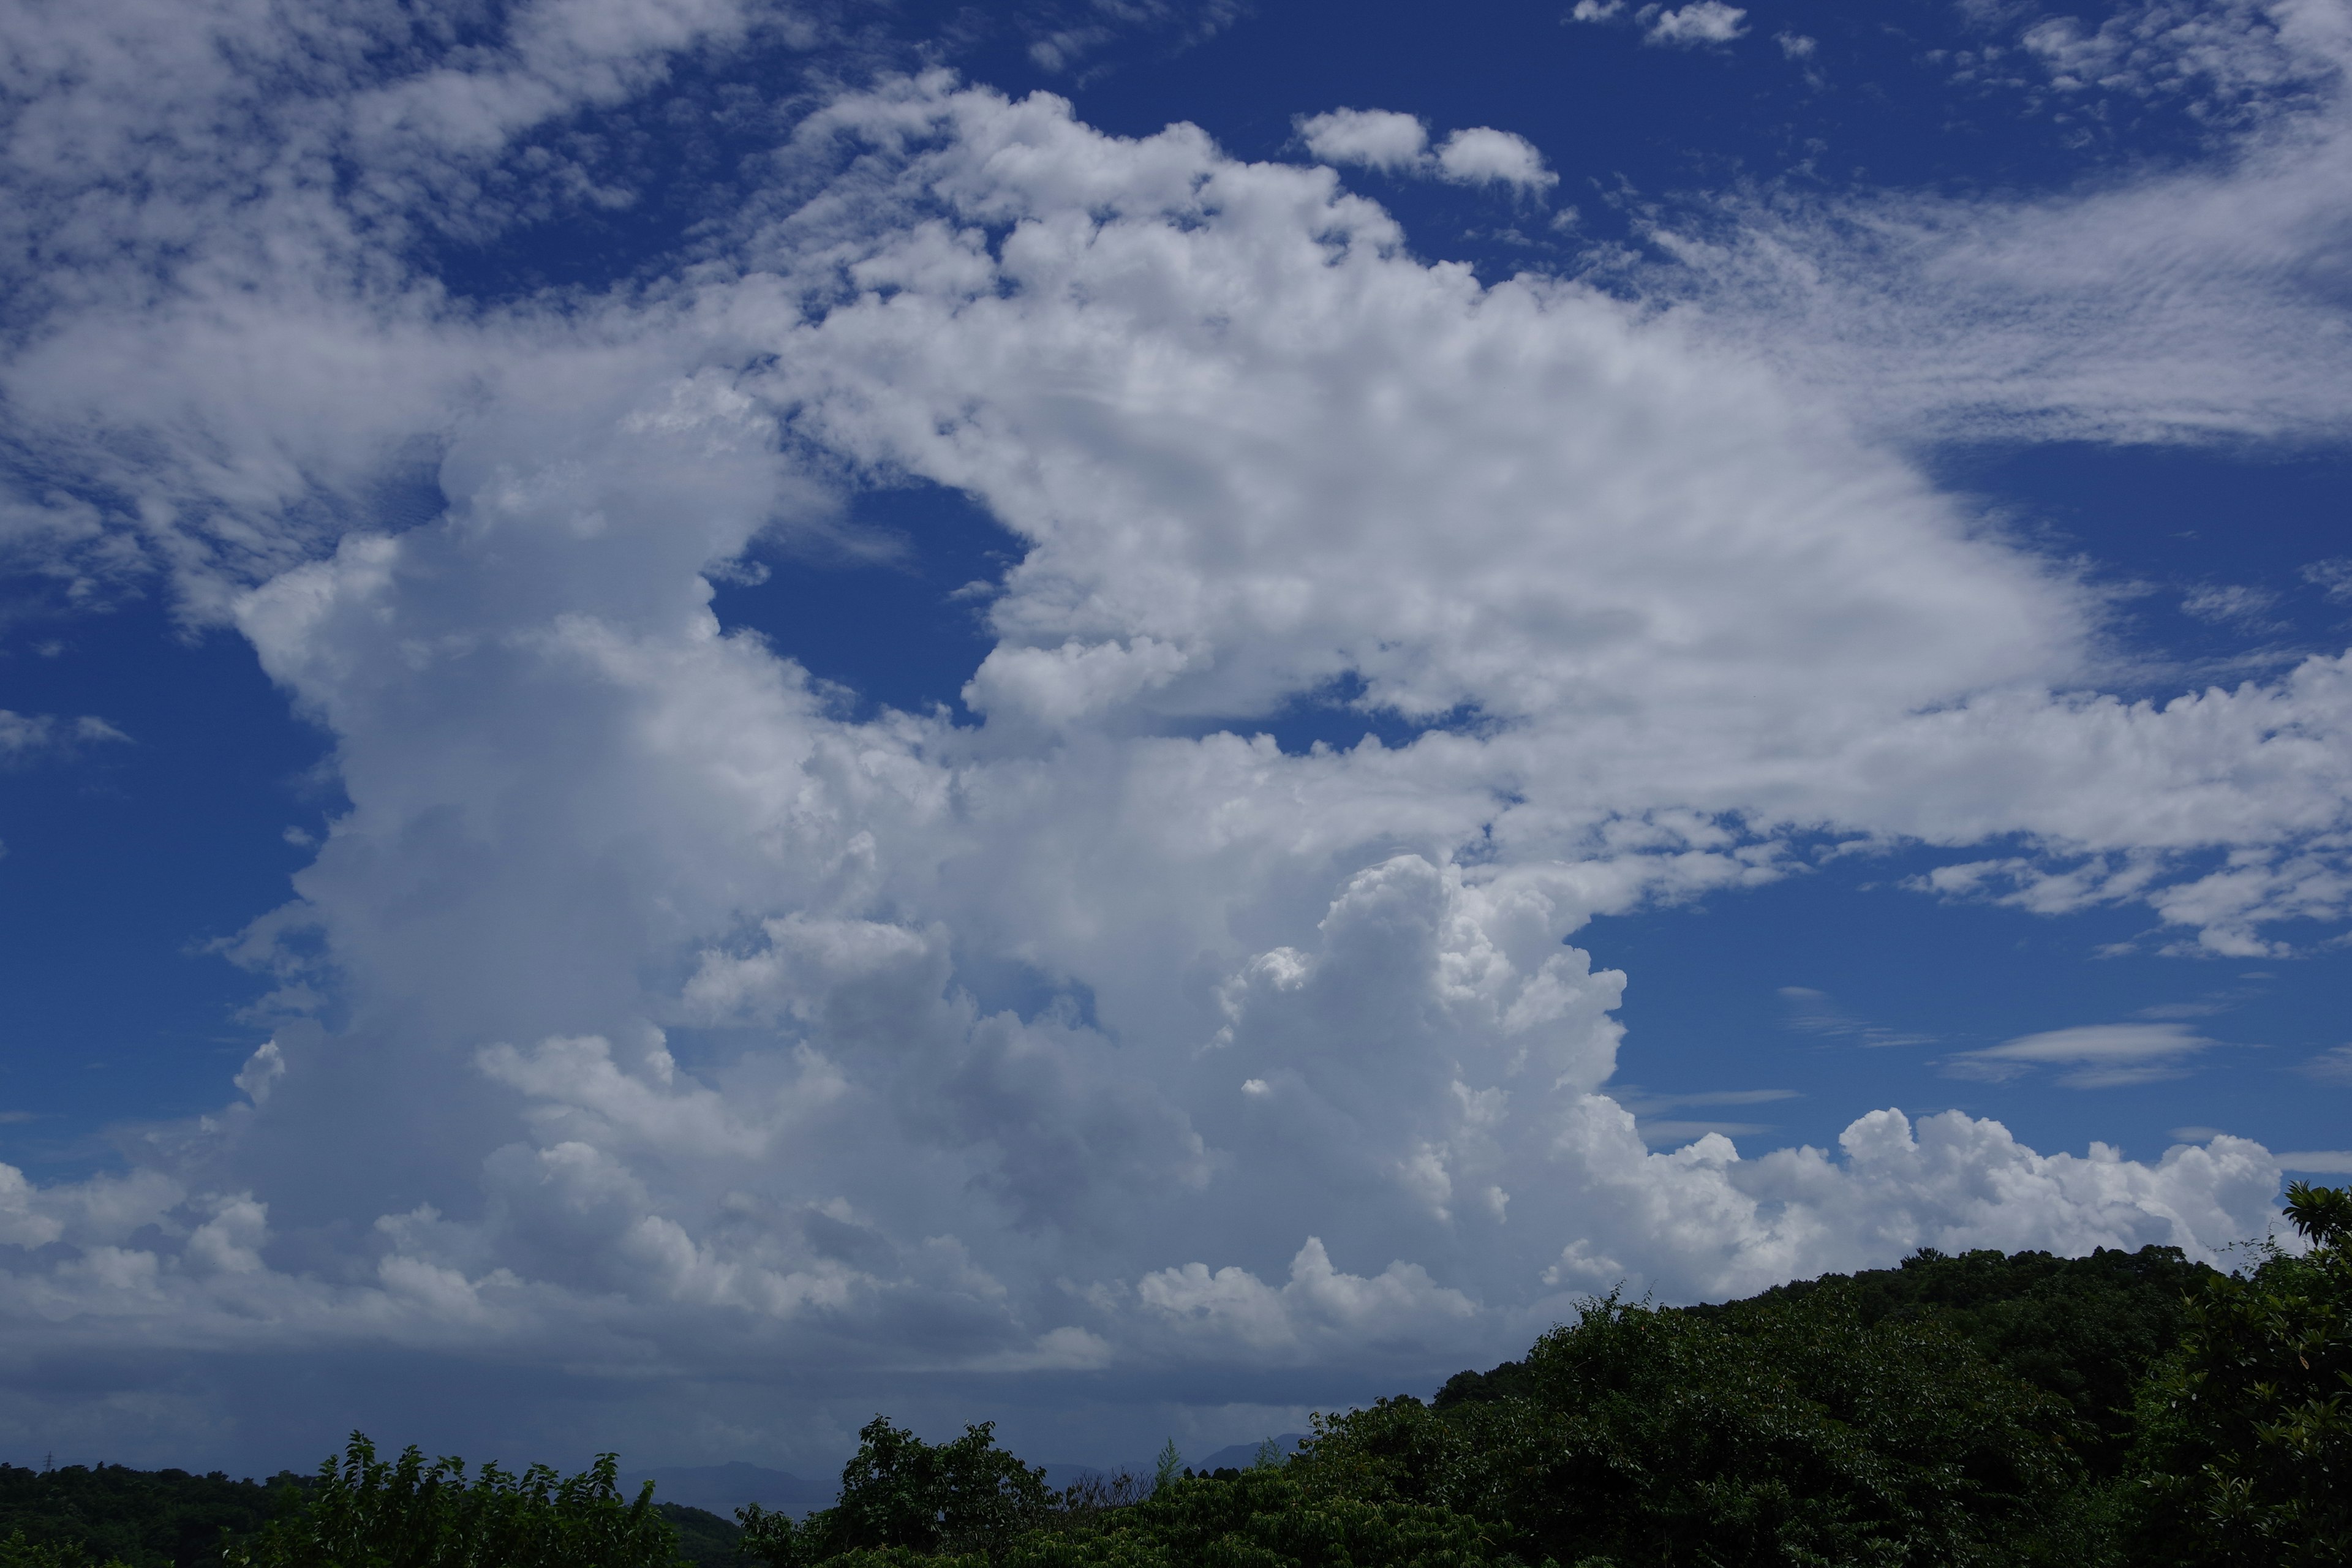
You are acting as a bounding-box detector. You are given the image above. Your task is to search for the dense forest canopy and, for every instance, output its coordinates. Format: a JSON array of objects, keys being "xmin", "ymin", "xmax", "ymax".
[{"xmin": 9, "ymin": 1185, "xmax": 2345, "ymax": 1568}]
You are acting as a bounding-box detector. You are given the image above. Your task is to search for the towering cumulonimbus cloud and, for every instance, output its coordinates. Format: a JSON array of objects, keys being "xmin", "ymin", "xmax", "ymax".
[{"xmin": 0, "ymin": 0, "xmax": 2343, "ymax": 1469}]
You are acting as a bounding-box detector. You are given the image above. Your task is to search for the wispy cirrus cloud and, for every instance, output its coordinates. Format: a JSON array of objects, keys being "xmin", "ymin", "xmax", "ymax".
[
  {"xmin": 1613, "ymin": 1087, "xmax": 1798, "ymax": 1147},
  {"xmin": 2301, "ymin": 1044, "xmax": 2352, "ymax": 1084},
  {"xmin": 1638, "ymin": 1, "xmax": 2352, "ymax": 447},
  {"xmin": 1779, "ymin": 988, "xmax": 1934, "ymax": 1048},
  {"xmin": 1947, "ymin": 1022, "xmax": 2223, "ymax": 1088}
]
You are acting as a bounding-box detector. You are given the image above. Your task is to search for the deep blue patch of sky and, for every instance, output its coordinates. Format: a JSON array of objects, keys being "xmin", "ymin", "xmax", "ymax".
[
  {"xmin": 1932, "ymin": 442, "xmax": 2352, "ymax": 695},
  {"xmin": 0, "ymin": 596, "xmax": 339, "ymax": 1174},
  {"xmin": 1583, "ymin": 843, "xmax": 2352, "ymax": 1167},
  {"xmin": 713, "ymin": 481, "xmax": 1015, "ymax": 720}
]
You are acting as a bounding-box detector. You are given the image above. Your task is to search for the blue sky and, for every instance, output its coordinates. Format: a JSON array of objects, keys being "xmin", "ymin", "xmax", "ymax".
[{"xmin": 1, "ymin": 0, "xmax": 2350, "ymax": 1479}]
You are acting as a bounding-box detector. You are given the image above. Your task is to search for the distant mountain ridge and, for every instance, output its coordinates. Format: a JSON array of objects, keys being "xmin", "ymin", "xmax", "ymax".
[
  {"xmin": 620, "ymin": 1461, "xmax": 831, "ymax": 1519},
  {"xmin": 1190, "ymin": 1434, "xmax": 1309, "ymax": 1474}
]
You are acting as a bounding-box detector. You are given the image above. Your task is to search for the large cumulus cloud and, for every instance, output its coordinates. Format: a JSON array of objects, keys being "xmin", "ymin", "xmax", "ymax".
[{"xmin": 0, "ymin": 3, "xmax": 2341, "ymax": 1471}]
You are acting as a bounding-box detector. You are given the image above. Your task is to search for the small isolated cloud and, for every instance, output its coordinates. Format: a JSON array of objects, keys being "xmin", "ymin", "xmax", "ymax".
[
  {"xmin": 1435, "ymin": 127, "xmax": 1559, "ymax": 190},
  {"xmin": 1776, "ymin": 32, "xmax": 1816, "ymax": 59},
  {"xmin": 1297, "ymin": 111, "xmax": 1556, "ymax": 193},
  {"xmin": 2275, "ymin": 1150, "xmax": 2352, "ymax": 1174},
  {"xmin": 2304, "ymin": 559, "xmax": 2352, "ymax": 603},
  {"xmin": 1645, "ymin": 3, "xmax": 1748, "ymax": 47},
  {"xmin": 1948, "ymin": 1022, "xmax": 2217, "ymax": 1088},
  {"xmin": 1295, "ymin": 108, "xmax": 1428, "ymax": 172},
  {"xmin": 0, "ymin": 710, "xmax": 130, "ymax": 766}
]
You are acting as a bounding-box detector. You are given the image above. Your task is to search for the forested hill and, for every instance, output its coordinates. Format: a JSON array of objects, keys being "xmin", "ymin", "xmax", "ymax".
[
  {"xmin": 1438, "ymin": 1238, "xmax": 2218, "ymax": 1478},
  {"xmin": 9, "ymin": 1189, "xmax": 2348, "ymax": 1567},
  {"xmin": 0, "ymin": 1461, "xmax": 741, "ymax": 1568},
  {"xmin": 0, "ymin": 1464, "xmax": 295, "ymax": 1568}
]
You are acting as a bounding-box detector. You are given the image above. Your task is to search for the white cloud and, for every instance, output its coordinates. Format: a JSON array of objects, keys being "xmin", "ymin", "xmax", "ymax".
[
  {"xmin": 1948, "ymin": 1022, "xmax": 2218, "ymax": 1088},
  {"xmin": 1640, "ymin": 3, "xmax": 2352, "ymax": 445},
  {"xmin": 1135, "ymin": 1237, "xmax": 1477, "ymax": 1357},
  {"xmin": 2277, "ymin": 1150, "xmax": 2352, "ymax": 1173},
  {"xmin": 1618, "ymin": 1088, "xmax": 1796, "ymax": 1148},
  {"xmin": 1295, "ymin": 108, "xmax": 1429, "ymax": 172},
  {"xmin": 2305, "ymin": 558, "xmax": 2352, "ymax": 603},
  {"xmin": 2182, "ymin": 584, "xmax": 2280, "ymax": 624},
  {"xmin": 0, "ymin": 710, "xmax": 130, "ymax": 764},
  {"xmin": 1297, "ymin": 110, "xmax": 1556, "ymax": 193},
  {"xmin": 2302, "ymin": 1044, "xmax": 2352, "ymax": 1083},
  {"xmin": 2011, "ymin": 0, "xmax": 2335, "ymax": 124},
  {"xmin": 1644, "ymin": 2, "xmax": 1747, "ymax": 48},
  {"xmin": 1433, "ymin": 127, "xmax": 1559, "ymax": 190},
  {"xmin": 1567, "ymin": 0, "xmax": 1752, "ymax": 50},
  {"xmin": 1778, "ymin": 987, "xmax": 1935, "ymax": 1047}
]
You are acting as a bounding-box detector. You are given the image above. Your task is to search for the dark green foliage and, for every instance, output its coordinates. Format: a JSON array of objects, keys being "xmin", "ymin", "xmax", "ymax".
[
  {"xmin": 222, "ymin": 1433, "xmax": 679, "ymax": 1568},
  {"xmin": 0, "ymin": 1463, "xmax": 296, "ymax": 1568},
  {"xmin": 996, "ymin": 1467, "xmax": 1501, "ymax": 1568},
  {"xmin": 1310, "ymin": 1288, "xmax": 2088, "ymax": 1567},
  {"xmin": 737, "ymin": 1419, "xmax": 1053, "ymax": 1568},
  {"xmin": 656, "ymin": 1504, "xmax": 740, "ymax": 1568},
  {"xmin": 0, "ymin": 1528, "xmax": 130, "ymax": 1568},
  {"xmin": 2127, "ymin": 1182, "xmax": 2352, "ymax": 1566},
  {"xmin": 1710, "ymin": 1242, "xmax": 2218, "ymax": 1476},
  {"xmin": 1426, "ymin": 1360, "xmax": 1530, "ymax": 1413}
]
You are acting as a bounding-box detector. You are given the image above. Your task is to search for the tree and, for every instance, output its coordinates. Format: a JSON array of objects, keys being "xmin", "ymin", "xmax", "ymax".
[
  {"xmin": 2128, "ymin": 1182, "xmax": 2352, "ymax": 1566},
  {"xmin": 1000, "ymin": 1466, "xmax": 1501, "ymax": 1568},
  {"xmin": 0, "ymin": 1461, "xmax": 296, "ymax": 1567},
  {"xmin": 1308, "ymin": 1286, "xmax": 2092, "ymax": 1566},
  {"xmin": 0, "ymin": 1531, "xmax": 132, "ymax": 1568},
  {"xmin": 739, "ymin": 1419, "xmax": 1051, "ymax": 1568},
  {"xmin": 222, "ymin": 1434, "xmax": 677, "ymax": 1568}
]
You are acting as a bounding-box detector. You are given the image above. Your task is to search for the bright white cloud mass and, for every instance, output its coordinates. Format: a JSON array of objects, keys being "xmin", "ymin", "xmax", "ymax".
[{"xmin": 0, "ymin": 0, "xmax": 2347, "ymax": 1473}]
